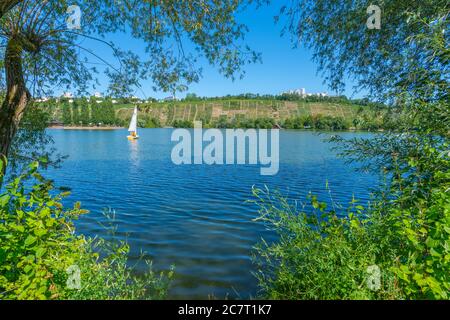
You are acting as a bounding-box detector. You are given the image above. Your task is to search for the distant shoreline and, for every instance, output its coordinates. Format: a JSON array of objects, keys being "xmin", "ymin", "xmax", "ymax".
[
  {"xmin": 46, "ymin": 126, "xmax": 384, "ymax": 133},
  {"xmin": 48, "ymin": 126, "xmax": 123, "ymax": 130}
]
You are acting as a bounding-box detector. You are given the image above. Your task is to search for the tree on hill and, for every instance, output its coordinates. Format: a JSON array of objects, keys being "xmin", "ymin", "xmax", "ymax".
[
  {"xmin": 71, "ymin": 101, "xmax": 81, "ymax": 126},
  {"xmin": 79, "ymin": 99, "xmax": 90, "ymax": 125},
  {"xmin": 61, "ymin": 102, "xmax": 72, "ymax": 125}
]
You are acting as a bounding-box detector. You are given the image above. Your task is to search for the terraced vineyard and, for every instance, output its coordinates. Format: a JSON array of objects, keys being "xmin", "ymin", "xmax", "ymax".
[
  {"xmin": 114, "ymin": 100, "xmax": 375, "ymax": 127},
  {"xmin": 41, "ymin": 97, "xmax": 394, "ymax": 130}
]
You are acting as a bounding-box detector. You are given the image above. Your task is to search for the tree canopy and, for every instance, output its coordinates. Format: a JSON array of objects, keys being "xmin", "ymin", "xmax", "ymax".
[
  {"xmin": 0, "ymin": 0, "xmax": 268, "ymax": 96},
  {"xmin": 281, "ymin": 0, "xmax": 448, "ymax": 104},
  {"xmin": 0, "ymin": 0, "xmax": 268, "ymax": 177}
]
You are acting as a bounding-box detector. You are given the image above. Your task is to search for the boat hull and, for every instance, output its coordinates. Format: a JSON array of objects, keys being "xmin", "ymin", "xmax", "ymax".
[{"xmin": 127, "ymin": 135, "xmax": 139, "ymax": 140}]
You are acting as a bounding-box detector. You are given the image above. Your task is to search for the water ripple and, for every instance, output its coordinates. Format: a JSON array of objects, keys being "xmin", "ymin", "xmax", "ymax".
[{"xmin": 47, "ymin": 129, "xmax": 378, "ymax": 299}]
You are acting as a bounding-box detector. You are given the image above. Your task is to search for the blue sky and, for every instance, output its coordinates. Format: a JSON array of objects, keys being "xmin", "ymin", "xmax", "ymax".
[{"xmin": 68, "ymin": 2, "xmax": 362, "ymax": 100}]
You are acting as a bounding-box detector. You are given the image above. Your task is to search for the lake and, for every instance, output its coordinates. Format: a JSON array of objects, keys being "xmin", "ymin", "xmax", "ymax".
[{"xmin": 47, "ymin": 128, "xmax": 378, "ymax": 299}]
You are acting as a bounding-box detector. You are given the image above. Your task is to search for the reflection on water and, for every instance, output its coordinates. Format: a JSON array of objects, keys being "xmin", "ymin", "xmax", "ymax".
[
  {"xmin": 128, "ymin": 140, "xmax": 139, "ymax": 165},
  {"xmin": 47, "ymin": 128, "xmax": 378, "ymax": 299}
]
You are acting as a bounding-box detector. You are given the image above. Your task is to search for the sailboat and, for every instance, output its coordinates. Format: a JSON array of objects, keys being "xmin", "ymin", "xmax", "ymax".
[{"xmin": 127, "ymin": 106, "xmax": 139, "ymax": 140}]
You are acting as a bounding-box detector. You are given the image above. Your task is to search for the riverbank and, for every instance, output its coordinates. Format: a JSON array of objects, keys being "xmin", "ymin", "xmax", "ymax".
[
  {"xmin": 48, "ymin": 126, "xmax": 123, "ymax": 130},
  {"xmin": 47, "ymin": 125, "xmax": 385, "ymax": 132}
]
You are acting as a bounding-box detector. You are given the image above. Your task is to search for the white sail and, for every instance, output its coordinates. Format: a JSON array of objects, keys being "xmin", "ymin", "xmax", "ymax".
[{"xmin": 128, "ymin": 107, "xmax": 138, "ymax": 133}]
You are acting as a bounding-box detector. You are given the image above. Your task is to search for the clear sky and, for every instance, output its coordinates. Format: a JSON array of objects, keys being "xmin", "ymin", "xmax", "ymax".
[{"xmin": 66, "ymin": 2, "xmax": 363, "ymax": 100}]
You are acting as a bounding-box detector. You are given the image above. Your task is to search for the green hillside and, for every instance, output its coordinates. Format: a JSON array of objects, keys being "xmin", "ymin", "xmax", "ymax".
[{"xmin": 42, "ymin": 97, "xmax": 398, "ymax": 131}]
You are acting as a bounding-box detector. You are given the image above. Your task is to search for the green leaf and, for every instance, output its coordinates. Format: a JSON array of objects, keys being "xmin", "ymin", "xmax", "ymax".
[
  {"xmin": 23, "ymin": 265, "xmax": 33, "ymax": 273},
  {"xmin": 0, "ymin": 195, "xmax": 10, "ymax": 207},
  {"xmin": 24, "ymin": 235, "xmax": 37, "ymax": 246},
  {"xmin": 35, "ymin": 247, "xmax": 46, "ymax": 258},
  {"xmin": 34, "ymin": 229, "xmax": 47, "ymax": 237},
  {"xmin": 444, "ymin": 226, "xmax": 450, "ymax": 235}
]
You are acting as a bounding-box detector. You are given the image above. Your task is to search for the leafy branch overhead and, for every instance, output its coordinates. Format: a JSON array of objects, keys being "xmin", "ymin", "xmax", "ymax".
[
  {"xmin": 0, "ymin": 0, "xmax": 268, "ymax": 97},
  {"xmin": 0, "ymin": 0, "xmax": 268, "ymax": 178},
  {"xmin": 282, "ymin": 0, "xmax": 449, "ymax": 103}
]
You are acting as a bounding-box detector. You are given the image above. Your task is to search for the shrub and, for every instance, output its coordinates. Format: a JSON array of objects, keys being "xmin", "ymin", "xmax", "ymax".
[
  {"xmin": 251, "ymin": 187, "xmax": 403, "ymax": 300},
  {"xmin": 144, "ymin": 117, "xmax": 161, "ymax": 128},
  {"xmin": 251, "ymin": 144, "xmax": 449, "ymax": 300},
  {"xmin": 387, "ymin": 145, "xmax": 450, "ymax": 299},
  {"xmin": 0, "ymin": 160, "xmax": 173, "ymax": 300},
  {"xmin": 172, "ymin": 120, "xmax": 194, "ymax": 128}
]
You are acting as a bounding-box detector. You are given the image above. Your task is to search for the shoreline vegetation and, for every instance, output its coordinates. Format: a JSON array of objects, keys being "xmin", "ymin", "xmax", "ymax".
[
  {"xmin": 48, "ymin": 126, "xmax": 123, "ymax": 130},
  {"xmin": 39, "ymin": 94, "xmax": 401, "ymax": 132},
  {"xmin": 47, "ymin": 125, "xmax": 386, "ymax": 132},
  {"xmin": 0, "ymin": 161, "xmax": 173, "ymax": 300}
]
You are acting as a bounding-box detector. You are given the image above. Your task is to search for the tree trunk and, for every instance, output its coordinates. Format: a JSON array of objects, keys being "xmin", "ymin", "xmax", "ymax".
[{"xmin": 0, "ymin": 38, "xmax": 30, "ymax": 181}]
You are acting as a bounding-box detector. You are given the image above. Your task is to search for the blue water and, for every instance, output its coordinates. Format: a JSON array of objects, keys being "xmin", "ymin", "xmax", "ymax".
[{"xmin": 47, "ymin": 128, "xmax": 378, "ymax": 299}]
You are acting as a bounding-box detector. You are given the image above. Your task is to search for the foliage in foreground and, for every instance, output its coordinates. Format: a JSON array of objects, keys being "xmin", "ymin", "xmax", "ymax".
[
  {"xmin": 0, "ymin": 161, "xmax": 172, "ymax": 300},
  {"xmin": 250, "ymin": 0, "xmax": 449, "ymax": 301},
  {"xmin": 252, "ymin": 144, "xmax": 449, "ymax": 300},
  {"xmin": 252, "ymin": 188, "xmax": 403, "ymax": 300}
]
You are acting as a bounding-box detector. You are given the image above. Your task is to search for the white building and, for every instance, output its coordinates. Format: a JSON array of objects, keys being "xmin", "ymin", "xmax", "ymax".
[
  {"xmin": 283, "ymin": 88, "xmax": 307, "ymax": 97},
  {"xmin": 283, "ymin": 88, "xmax": 328, "ymax": 98},
  {"xmin": 163, "ymin": 96, "xmax": 178, "ymax": 102},
  {"xmin": 35, "ymin": 97, "xmax": 50, "ymax": 102}
]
